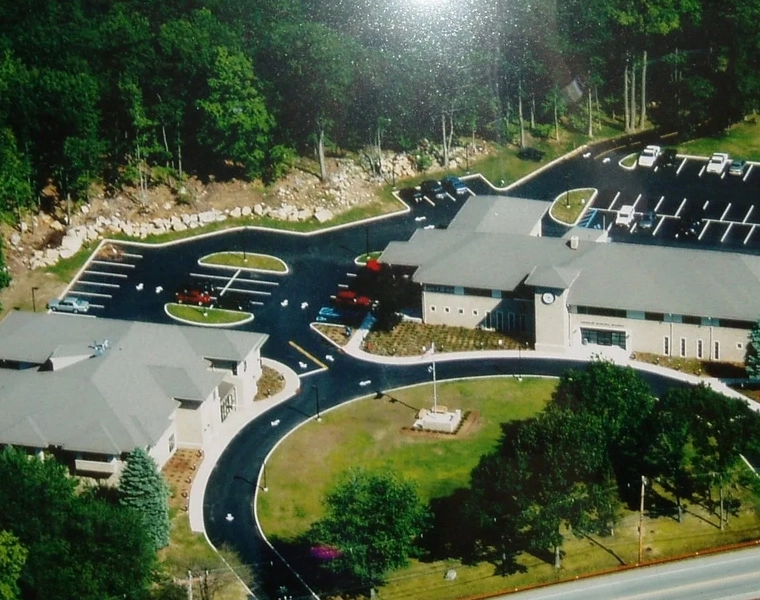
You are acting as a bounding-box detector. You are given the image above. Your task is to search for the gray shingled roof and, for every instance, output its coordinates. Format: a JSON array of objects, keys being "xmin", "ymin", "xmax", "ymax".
[
  {"xmin": 381, "ymin": 196, "xmax": 760, "ymax": 321},
  {"xmin": 448, "ymin": 195, "xmax": 548, "ymax": 234},
  {"xmin": 0, "ymin": 312, "xmax": 268, "ymax": 455}
]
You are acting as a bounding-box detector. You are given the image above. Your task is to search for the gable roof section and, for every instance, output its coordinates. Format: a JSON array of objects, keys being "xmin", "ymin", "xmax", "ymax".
[
  {"xmin": 0, "ymin": 312, "xmax": 268, "ymax": 455},
  {"xmin": 448, "ymin": 195, "xmax": 548, "ymax": 234},
  {"xmin": 381, "ymin": 196, "xmax": 760, "ymax": 321}
]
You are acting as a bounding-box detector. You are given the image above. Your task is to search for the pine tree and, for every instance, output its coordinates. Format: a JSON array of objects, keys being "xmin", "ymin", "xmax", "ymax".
[
  {"xmin": 118, "ymin": 448, "xmax": 171, "ymax": 550},
  {"xmin": 746, "ymin": 320, "xmax": 760, "ymax": 379}
]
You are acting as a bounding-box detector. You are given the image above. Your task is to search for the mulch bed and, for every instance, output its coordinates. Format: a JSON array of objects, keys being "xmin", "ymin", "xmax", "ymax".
[{"xmin": 162, "ymin": 448, "xmax": 204, "ymax": 510}]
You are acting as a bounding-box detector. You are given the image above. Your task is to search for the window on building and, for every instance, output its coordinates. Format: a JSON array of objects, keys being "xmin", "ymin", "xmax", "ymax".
[
  {"xmin": 458, "ymin": 308, "xmax": 464, "ymax": 314},
  {"xmin": 472, "ymin": 309, "xmax": 478, "ymax": 316},
  {"xmin": 581, "ymin": 328, "xmax": 626, "ymax": 349},
  {"xmin": 430, "ymin": 305, "xmax": 436, "ymax": 312},
  {"xmin": 713, "ymin": 341, "xmax": 720, "ymax": 360},
  {"xmin": 664, "ymin": 336, "xmax": 670, "ymax": 356},
  {"xmin": 697, "ymin": 339, "xmax": 704, "ymax": 359},
  {"xmin": 679, "ymin": 338, "xmax": 686, "ymax": 357},
  {"xmin": 507, "ymin": 312, "xmax": 516, "ymax": 331},
  {"xmin": 738, "ymin": 342, "xmax": 744, "ymax": 349},
  {"xmin": 444, "ymin": 306, "xmax": 450, "ymax": 313},
  {"xmin": 682, "ymin": 315, "xmax": 701, "ymax": 325},
  {"xmin": 518, "ymin": 313, "xmax": 527, "ymax": 331}
]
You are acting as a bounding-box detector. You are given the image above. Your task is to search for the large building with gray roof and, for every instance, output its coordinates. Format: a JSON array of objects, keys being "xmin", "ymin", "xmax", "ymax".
[
  {"xmin": 381, "ymin": 195, "xmax": 760, "ymax": 362},
  {"xmin": 0, "ymin": 311, "xmax": 268, "ymax": 480}
]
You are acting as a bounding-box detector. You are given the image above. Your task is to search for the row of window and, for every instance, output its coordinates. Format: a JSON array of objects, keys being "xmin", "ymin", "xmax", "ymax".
[
  {"xmin": 428, "ymin": 306, "xmax": 529, "ymax": 332},
  {"xmin": 575, "ymin": 305, "xmax": 754, "ymax": 329},
  {"xmin": 663, "ymin": 336, "xmax": 730, "ymax": 360}
]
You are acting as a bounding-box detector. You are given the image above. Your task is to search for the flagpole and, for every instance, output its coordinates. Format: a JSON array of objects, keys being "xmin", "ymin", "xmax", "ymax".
[{"xmin": 431, "ymin": 342, "xmax": 437, "ymax": 412}]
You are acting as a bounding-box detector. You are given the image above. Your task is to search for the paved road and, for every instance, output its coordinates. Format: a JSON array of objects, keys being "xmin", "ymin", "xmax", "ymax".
[{"xmin": 500, "ymin": 544, "xmax": 760, "ymax": 600}]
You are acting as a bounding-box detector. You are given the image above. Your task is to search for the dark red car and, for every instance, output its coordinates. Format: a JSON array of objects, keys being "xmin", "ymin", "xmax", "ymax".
[
  {"xmin": 175, "ymin": 288, "xmax": 214, "ymax": 306},
  {"xmin": 334, "ymin": 290, "xmax": 372, "ymax": 309}
]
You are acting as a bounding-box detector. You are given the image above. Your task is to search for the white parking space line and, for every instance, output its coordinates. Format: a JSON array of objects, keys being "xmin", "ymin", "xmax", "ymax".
[
  {"xmin": 69, "ymin": 291, "xmax": 113, "ymax": 298},
  {"xmin": 122, "ymin": 252, "xmax": 143, "ymax": 259},
  {"xmin": 720, "ymin": 203, "xmax": 732, "ymax": 221},
  {"xmin": 654, "ymin": 196, "xmax": 665, "ymax": 212},
  {"xmin": 346, "ymin": 272, "xmax": 357, "ymax": 278},
  {"xmin": 676, "ymin": 158, "xmax": 687, "ymax": 174},
  {"xmin": 674, "ymin": 198, "xmax": 687, "ymax": 218},
  {"xmin": 745, "ymin": 225, "xmax": 755, "ymax": 245},
  {"xmin": 89, "ymin": 304, "xmax": 105, "ymax": 310},
  {"xmin": 631, "ymin": 194, "xmax": 642, "ymax": 210},
  {"xmin": 703, "ymin": 200, "xmax": 710, "ymax": 210},
  {"xmin": 698, "ymin": 164, "xmax": 707, "ymax": 177},
  {"xmin": 220, "ymin": 269, "xmax": 241, "ymax": 296},
  {"xmin": 337, "ymin": 283, "xmax": 349, "ymax": 288},
  {"xmin": 697, "ymin": 221, "xmax": 711, "ymax": 240},
  {"xmin": 91, "ymin": 260, "xmax": 135, "ymax": 268},
  {"xmin": 424, "ymin": 197, "xmax": 435, "ymax": 206},
  {"xmin": 607, "ymin": 192, "xmax": 621, "ymax": 211},
  {"xmin": 223, "ymin": 286, "xmax": 270, "ymax": 299},
  {"xmin": 721, "ymin": 222, "xmax": 733, "ymax": 242},
  {"xmin": 653, "ymin": 216, "xmax": 668, "ymax": 236},
  {"xmin": 78, "ymin": 280, "xmax": 120, "ymax": 289},
  {"xmin": 745, "ymin": 165, "xmax": 754, "ymax": 182},
  {"xmin": 743, "ymin": 206, "xmax": 754, "ymax": 224},
  {"xmin": 84, "ymin": 270, "xmax": 128, "ymax": 278},
  {"xmin": 191, "ymin": 272, "xmax": 279, "ymax": 286}
]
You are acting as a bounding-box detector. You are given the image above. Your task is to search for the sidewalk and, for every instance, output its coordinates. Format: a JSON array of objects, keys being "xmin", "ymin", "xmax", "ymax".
[{"xmin": 188, "ymin": 357, "xmax": 301, "ymax": 533}]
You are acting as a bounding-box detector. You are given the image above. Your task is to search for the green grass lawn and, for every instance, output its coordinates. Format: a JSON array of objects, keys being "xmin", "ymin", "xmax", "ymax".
[
  {"xmin": 199, "ymin": 251, "xmax": 287, "ymax": 272},
  {"xmin": 681, "ymin": 115, "xmax": 760, "ymax": 160},
  {"xmin": 166, "ymin": 303, "xmax": 250, "ymax": 325},
  {"xmin": 620, "ymin": 153, "xmax": 638, "ymax": 167},
  {"xmin": 549, "ymin": 188, "xmax": 596, "ymax": 225},
  {"xmin": 258, "ymin": 376, "xmax": 760, "ymax": 600}
]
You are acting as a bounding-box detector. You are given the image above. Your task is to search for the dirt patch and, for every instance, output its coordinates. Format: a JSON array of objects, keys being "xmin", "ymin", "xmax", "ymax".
[
  {"xmin": 255, "ymin": 365, "xmax": 286, "ymax": 400},
  {"xmin": 162, "ymin": 448, "xmax": 205, "ymax": 511}
]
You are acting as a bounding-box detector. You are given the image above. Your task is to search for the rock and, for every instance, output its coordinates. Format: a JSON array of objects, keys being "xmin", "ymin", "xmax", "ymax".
[
  {"xmin": 60, "ymin": 233, "xmax": 84, "ymax": 255},
  {"xmin": 241, "ymin": 206, "xmax": 252, "ymax": 217},
  {"xmin": 80, "ymin": 205, "xmax": 90, "ymax": 214},
  {"xmin": 50, "ymin": 220, "xmax": 65, "ymax": 232},
  {"xmin": 172, "ymin": 222, "xmax": 188, "ymax": 232},
  {"xmin": 297, "ymin": 208, "xmax": 313, "ymax": 221},
  {"xmin": 198, "ymin": 210, "xmax": 216, "ymax": 224},
  {"xmin": 253, "ymin": 203, "xmax": 265, "ymax": 216},
  {"xmin": 314, "ymin": 209, "xmax": 334, "ymax": 223},
  {"xmin": 45, "ymin": 248, "xmax": 60, "ymax": 261},
  {"xmin": 19, "ymin": 222, "xmax": 28, "ymax": 233},
  {"xmin": 10, "ymin": 233, "xmax": 21, "ymax": 246},
  {"xmin": 163, "ymin": 202, "xmax": 173, "ymax": 210},
  {"xmin": 230, "ymin": 206, "xmax": 241, "ymax": 218},
  {"xmin": 121, "ymin": 223, "xmax": 134, "ymax": 237}
]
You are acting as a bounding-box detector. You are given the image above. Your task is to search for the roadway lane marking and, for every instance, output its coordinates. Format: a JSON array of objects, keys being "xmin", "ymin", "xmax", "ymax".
[
  {"xmin": 744, "ymin": 225, "xmax": 755, "ymax": 245},
  {"xmin": 654, "ymin": 196, "xmax": 665, "ymax": 212},
  {"xmin": 84, "ymin": 270, "xmax": 128, "ymax": 278},
  {"xmin": 631, "ymin": 193, "xmax": 642, "ymax": 210},
  {"xmin": 676, "ymin": 158, "xmax": 687, "ymax": 174},
  {"xmin": 288, "ymin": 340, "xmax": 328, "ymax": 371},
  {"xmin": 721, "ymin": 222, "xmax": 733, "ymax": 243},
  {"xmin": 674, "ymin": 198, "xmax": 687, "ymax": 218},
  {"xmin": 720, "ymin": 203, "xmax": 732, "ymax": 221},
  {"xmin": 608, "ymin": 191, "xmax": 621, "ymax": 211},
  {"xmin": 743, "ymin": 206, "xmax": 754, "ymax": 224}
]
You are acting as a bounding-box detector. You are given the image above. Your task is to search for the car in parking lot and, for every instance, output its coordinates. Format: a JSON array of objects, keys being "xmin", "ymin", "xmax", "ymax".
[
  {"xmin": 400, "ymin": 187, "xmax": 424, "ymax": 203},
  {"xmin": 333, "ymin": 290, "xmax": 373, "ymax": 309},
  {"xmin": 48, "ymin": 296, "xmax": 91, "ymax": 314},
  {"xmin": 638, "ymin": 210, "xmax": 656, "ymax": 231},
  {"xmin": 175, "ymin": 286, "xmax": 214, "ymax": 306},
  {"xmin": 214, "ymin": 291, "xmax": 255, "ymax": 312},
  {"xmin": 655, "ymin": 148, "xmax": 679, "ymax": 168},
  {"xmin": 441, "ymin": 175, "xmax": 468, "ymax": 197},
  {"xmin": 637, "ymin": 145, "xmax": 662, "ymax": 167},
  {"xmin": 675, "ymin": 210, "xmax": 704, "ymax": 240},
  {"xmin": 615, "ymin": 205, "xmax": 635, "ymax": 228},
  {"xmin": 420, "ymin": 179, "xmax": 446, "ymax": 200},
  {"xmin": 728, "ymin": 159, "xmax": 747, "ymax": 177},
  {"xmin": 706, "ymin": 152, "xmax": 730, "ymax": 175}
]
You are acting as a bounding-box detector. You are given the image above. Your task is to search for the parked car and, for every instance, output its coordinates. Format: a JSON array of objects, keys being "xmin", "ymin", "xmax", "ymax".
[
  {"xmin": 638, "ymin": 210, "xmax": 656, "ymax": 231},
  {"xmin": 655, "ymin": 148, "xmax": 679, "ymax": 168},
  {"xmin": 637, "ymin": 145, "xmax": 662, "ymax": 167},
  {"xmin": 705, "ymin": 152, "xmax": 730, "ymax": 175},
  {"xmin": 441, "ymin": 175, "xmax": 468, "ymax": 197},
  {"xmin": 400, "ymin": 187, "xmax": 424, "ymax": 203},
  {"xmin": 47, "ymin": 296, "xmax": 90, "ymax": 314},
  {"xmin": 420, "ymin": 179, "xmax": 446, "ymax": 201},
  {"xmin": 675, "ymin": 211, "xmax": 703, "ymax": 240},
  {"xmin": 175, "ymin": 287, "xmax": 214, "ymax": 306},
  {"xmin": 214, "ymin": 291, "xmax": 255, "ymax": 311},
  {"xmin": 615, "ymin": 205, "xmax": 635, "ymax": 228},
  {"xmin": 728, "ymin": 159, "xmax": 747, "ymax": 177},
  {"xmin": 333, "ymin": 290, "xmax": 373, "ymax": 309}
]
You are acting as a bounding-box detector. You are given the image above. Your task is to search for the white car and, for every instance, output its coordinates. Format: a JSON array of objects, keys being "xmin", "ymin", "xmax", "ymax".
[
  {"xmin": 637, "ymin": 145, "xmax": 661, "ymax": 167},
  {"xmin": 706, "ymin": 152, "xmax": 730, "ymax": 175},
  {"xmin": 615, "ymin": 205, "xmax": 635, "ymax": 228}
]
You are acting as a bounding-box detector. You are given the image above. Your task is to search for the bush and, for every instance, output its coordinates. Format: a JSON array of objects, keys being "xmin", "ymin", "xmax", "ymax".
[{"xmin": 517, "ymin": 147, "xmax": 546, "ymax": 162}]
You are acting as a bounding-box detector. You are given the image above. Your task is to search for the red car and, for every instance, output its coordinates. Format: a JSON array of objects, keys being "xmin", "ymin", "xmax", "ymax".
[
  {"xmin": 334, "ymin": 290, "xmax": 372, "ymax": 309},
  {"xmin": 175, "ymin": 288, "xmax": 214, "ymax": 306}
]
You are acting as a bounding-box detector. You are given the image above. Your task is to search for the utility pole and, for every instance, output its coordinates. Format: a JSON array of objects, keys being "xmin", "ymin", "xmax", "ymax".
[{"xmin": 638, "ymin": 475, "xmax": 647, "ymax": 564}]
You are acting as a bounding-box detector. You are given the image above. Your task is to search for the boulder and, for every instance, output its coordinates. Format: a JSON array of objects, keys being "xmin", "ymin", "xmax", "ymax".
[
  {"xmin": 241, "ymin": 206, "xmax": 252, "ymax": 217},
  {"xmin": 230, "ymin": 206, "xmax": 242, "ymax": 218},
  {"xmin": 314, "ymin": 209, "xmax": 334, "ymax": 223}
]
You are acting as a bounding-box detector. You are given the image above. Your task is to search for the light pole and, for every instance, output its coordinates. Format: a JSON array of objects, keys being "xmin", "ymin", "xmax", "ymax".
[
  {"xmin": 31, "ymin": 286, "xmax": 39, "ymax": 312},
  {"xmin": 312, "ymin": 385, "xmax": 322, "ymax": 422}
]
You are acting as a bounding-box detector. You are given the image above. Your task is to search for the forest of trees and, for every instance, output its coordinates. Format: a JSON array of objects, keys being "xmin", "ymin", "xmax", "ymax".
[{"xmin": 1, "ymin": 0, "xmax": 760, "ymax": 223}]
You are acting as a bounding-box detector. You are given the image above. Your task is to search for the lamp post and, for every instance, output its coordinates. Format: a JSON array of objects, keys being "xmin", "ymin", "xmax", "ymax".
[
  {"xmin": 241, "ymin": 228, "xmax": 247, "ymax": 262},
  {"xmin": 312, "ymin": 385, "xmax": 322, "ymax": 422},
  {"xmin": 31, "ymin": 286, "xmax": 39, "ymax": 312}
]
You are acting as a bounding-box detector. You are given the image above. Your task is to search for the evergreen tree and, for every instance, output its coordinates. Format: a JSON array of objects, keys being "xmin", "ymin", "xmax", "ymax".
[
  {"xmin": 745, "ymin": 320, "xmax": 760, "ymax": 379},
  {"xmin": 119, "ymin": 447, "xmax": 171, "ymax": 551}
]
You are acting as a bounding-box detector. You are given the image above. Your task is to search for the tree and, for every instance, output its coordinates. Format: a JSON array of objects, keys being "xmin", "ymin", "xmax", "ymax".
[
  {"xmin": 0, "ymin": 446, "xmax": 155, "ymax": 600},
  {"xmin": 745, "ymin": 320, "xmax": 760, "ymax": 378},
  {"xmin": 309, "ymin": 468, "xmax": 429, "ymax": 587},
  {"xmin": 119, "ymin": 447, "xmax": 171, "ymax": 551},
  {"xmin": 0, "ymin": 530, "xmax": 26, "ymax": 600}
]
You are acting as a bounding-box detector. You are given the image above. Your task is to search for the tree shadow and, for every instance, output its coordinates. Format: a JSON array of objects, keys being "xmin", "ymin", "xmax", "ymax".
[{"xmin": 579, "ymin": 532, "xmax": 626, "ymax": 566}]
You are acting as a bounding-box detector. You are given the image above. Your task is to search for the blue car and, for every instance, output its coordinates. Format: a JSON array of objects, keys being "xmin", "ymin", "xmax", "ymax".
[{"xmin": 441, "ymin": 175, "xmax": 469, "ymax": 197}]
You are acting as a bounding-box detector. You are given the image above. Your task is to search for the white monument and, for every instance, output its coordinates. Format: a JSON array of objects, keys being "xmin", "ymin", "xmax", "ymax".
[{"xmin": 413, "ymin": 342, "xmax": 462, "ymax": 433}]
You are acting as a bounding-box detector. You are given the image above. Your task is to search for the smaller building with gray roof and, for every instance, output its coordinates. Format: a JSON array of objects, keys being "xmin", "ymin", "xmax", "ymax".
[
  {"xmin": 381, "ymin": 195, "xmax": 760, "ymax": 362},
  {"xmin": 0, "ymin": 311, "xmax": 268, "ymax": 480}
]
